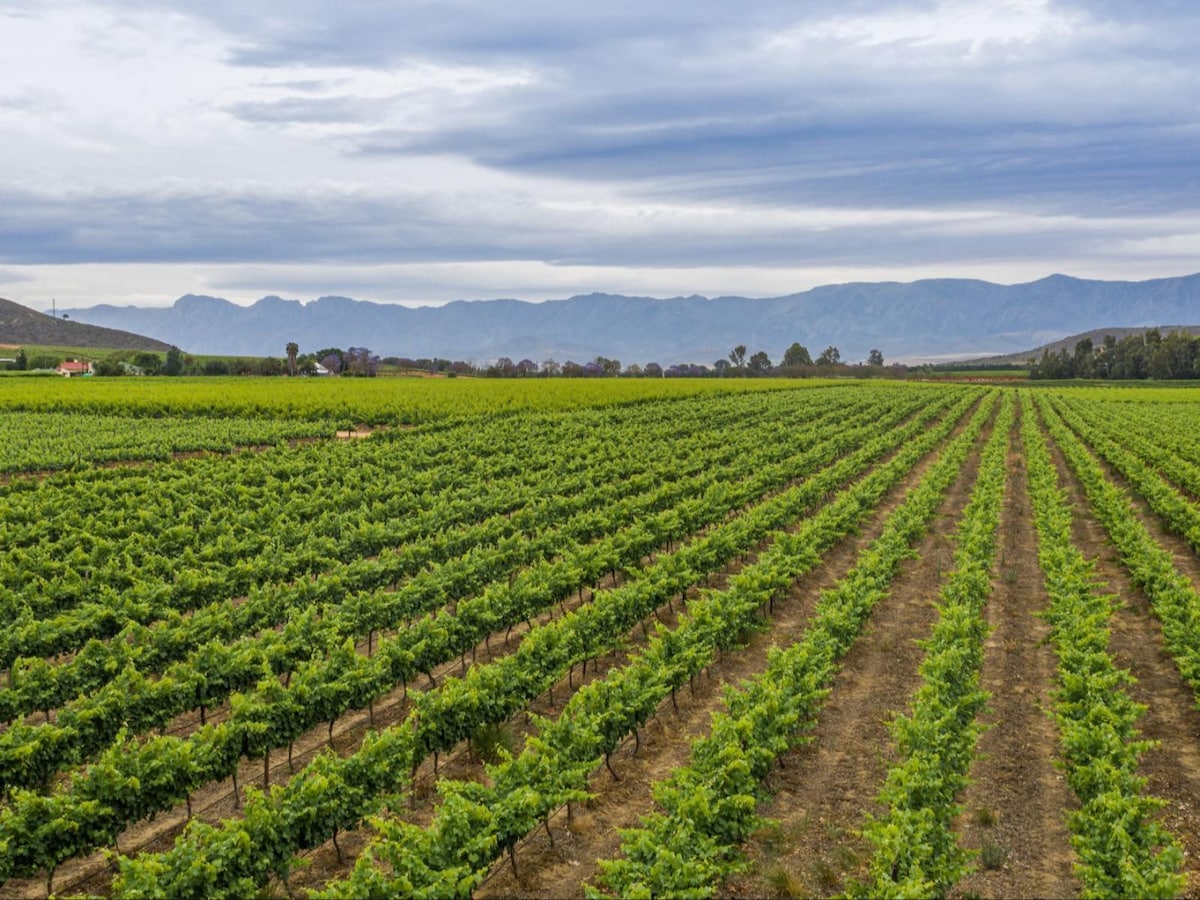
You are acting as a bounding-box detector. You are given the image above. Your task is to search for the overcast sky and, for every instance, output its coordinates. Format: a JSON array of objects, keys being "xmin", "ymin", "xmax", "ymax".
[{"xmin": 1, "ymin": 0, "xmax": 1198, "ymax": 310}]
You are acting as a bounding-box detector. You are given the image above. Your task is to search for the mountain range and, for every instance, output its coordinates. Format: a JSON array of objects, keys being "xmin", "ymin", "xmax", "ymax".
[{"xmin": 61, "ymin": 273, "xmax": 1200, "ymax": 365}]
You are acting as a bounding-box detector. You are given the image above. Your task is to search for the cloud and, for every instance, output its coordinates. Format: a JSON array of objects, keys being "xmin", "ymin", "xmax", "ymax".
[
  {"xmin": 226, "ymin": 95, "xmax": 387, "ymax": 126},
  {"xmin": 0, "ymin": 267, "xmax": 34, "ymax": 286},
  {"xmin": 1, "ymin": 0, "xmax": 1199, "ymax": 308},
  {"xmin": 365, "ymin": 114, "xmax": 1200, "ymax": 217},
  {"xmin": 2, "ymin": 181, "xmax": 1196, "ymax": 278},
  {"xmin": 128, "ymin": 0, "xmax": 1193, "ymax": 220}
]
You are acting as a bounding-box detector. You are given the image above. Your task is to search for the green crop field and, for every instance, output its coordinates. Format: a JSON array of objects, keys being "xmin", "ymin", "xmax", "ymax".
[
  {"xmin": 0, "ymin": 374, "xmax": 838, "ymax": 426},
  {"xmin": 1, "ymin": 378, "xmax": 1199, "ymax": 898}
]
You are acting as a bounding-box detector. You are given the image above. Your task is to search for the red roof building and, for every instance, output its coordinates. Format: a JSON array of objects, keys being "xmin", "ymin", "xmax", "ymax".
[{"xmin": 55, "ymin": 360, "xmax": 93, "ymax": 377}]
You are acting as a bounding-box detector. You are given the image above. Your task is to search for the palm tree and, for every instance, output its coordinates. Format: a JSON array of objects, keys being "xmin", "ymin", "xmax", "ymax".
[{"xmin": 286, "ymin": 342, "xmax": 299, "ymax": 376}]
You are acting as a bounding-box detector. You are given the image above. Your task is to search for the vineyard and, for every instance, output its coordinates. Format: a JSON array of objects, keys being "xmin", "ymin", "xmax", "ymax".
[{"xmin": 1, "ymin": 377, "xmax": 1199, "ymax": 898}]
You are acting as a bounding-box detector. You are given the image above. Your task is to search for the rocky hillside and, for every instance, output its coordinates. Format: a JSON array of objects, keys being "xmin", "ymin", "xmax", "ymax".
[{"xmin": 0, "ymin": 297, "xmax": 172, "ymax": 352}]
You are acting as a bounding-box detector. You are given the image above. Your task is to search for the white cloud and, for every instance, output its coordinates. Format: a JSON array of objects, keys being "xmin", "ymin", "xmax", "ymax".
[
  {"xmin": 0, "ymin": 3, "xmax": 538, "ymax": 189},
  {"xmin": 774, "ymin": 0, "xmax": 1081, "ymax": 55},
  {"xmin": 0, "ymin": 0, "xmax": 1197, "ymax": 308},
  {"xmin": 0, "ymin": 267, "xmax": 35, "ymax": 287}
]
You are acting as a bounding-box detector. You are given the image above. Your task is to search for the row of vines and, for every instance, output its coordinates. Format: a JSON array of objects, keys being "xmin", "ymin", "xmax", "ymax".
[{"xmin": 0, "ymin": 379, "xmax": 1198, "ymax": 898}]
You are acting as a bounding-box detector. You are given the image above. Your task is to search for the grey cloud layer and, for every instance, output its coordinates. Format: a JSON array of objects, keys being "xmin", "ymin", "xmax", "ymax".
[
  {"xmin": 3, "ymin": 0, "xmax": 1198, "ymax": 279},
  {"xmin": 0, "ymin": 184, "xmax": 1182, "ymax": 269},
  {"xmin": 161, "ymin": 1, "xmax": 1200, "ymax": 212}
]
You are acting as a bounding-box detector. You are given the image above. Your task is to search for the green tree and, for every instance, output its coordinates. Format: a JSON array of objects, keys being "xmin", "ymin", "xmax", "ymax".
[
  {"xmin": 14, "ymin": 348, "xmax": 26, "ymax": 371},
  {"xmin": 782, "ymin": 342, "xmax": 812, "ymax": 367},
  {"xmin": 132, "ymin": 351, "xmax": 163, "ymax": 375},
  {"xmin": 728, "ymin": 345, "xmax": 747, "ymax": 370},
  {"xmin": 1071, "ymin": 338, "xmax": 1095, "ymax": 379},
  {"xmin": 867, "ymin": 348, "xmax": 884, "ymax": 367},
  {"xmin": 92, "ymin": 356, "xmax": 125, "ymax": 376},
  {"xmin": 163, "ymin": 345, "xmax": 184, "ymax": 376},
  {"xmin": 286, "ymin": 342, "xmax": 299, "ymax": 377},
  {"xmin": 747, "ymin": 350, "xmax": 772, "ymax": 374},
  {"xmin": 816, "ymin": 346, "xmax": 841, "ymax": 366}
]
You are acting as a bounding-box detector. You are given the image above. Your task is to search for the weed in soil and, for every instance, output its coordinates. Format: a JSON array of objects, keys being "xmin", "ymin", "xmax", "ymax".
[
  {"xmin": 981, "ymin": 839, "xmax": 1008, "ymax": 871},
  {"xmin": 974, "ymin": 807, "xmax": 998, "ymax": 827},
  {"xmin": 764, "ymin": 864, "xmax": 806, "ymax": 899}
]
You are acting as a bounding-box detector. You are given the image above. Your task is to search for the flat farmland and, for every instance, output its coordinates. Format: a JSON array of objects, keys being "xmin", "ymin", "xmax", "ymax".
[{"xmin": 1, "ymin": 378, "xmax": 1199, "ymax": 898}]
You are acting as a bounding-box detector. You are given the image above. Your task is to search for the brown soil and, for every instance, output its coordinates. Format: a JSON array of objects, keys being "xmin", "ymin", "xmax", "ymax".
[
  {"xmin": 955, "ymin": 405, "xmax": 1078, "ymax": 899},
  {"xmin": 1048, "ymin": 416, "xmax": 1200, "ymax": 894},
  {"xmin": 720, "ymin": 410, "xmax": 992, "ymax": 898},
  {"xmin": 461, "ymin": 400, "xmax": 990, "ymax": 899},
  {"xmin": 278, "ymin": 400, "xmax": 980, "ymax": 895},
  {"xmin": 1082, "ymin": 434, "xmax": 1200, "ymax": 593}
]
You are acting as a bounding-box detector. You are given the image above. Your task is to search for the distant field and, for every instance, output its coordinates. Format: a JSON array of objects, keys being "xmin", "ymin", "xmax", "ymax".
[
  {"xmin": 1027, "ymin": 380, "xmax": 1200, "ymax": 396},
  {"xmin": 924, "ymin": 368, "xmax": 1030, "ymax": 379},
  {"xmin": 3, "ymin": 381, "xmax": 1200, "ymax": 898},
  {"xmin": 0, "ymin": 342, "xmax": 127, "ymax": 362},
  {"xmin": 0, "ymin": 374, "xmax": 845, "ymax": 425}
]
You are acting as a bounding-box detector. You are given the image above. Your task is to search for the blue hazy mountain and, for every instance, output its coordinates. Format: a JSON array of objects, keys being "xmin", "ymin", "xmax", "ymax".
[{"xmin": 62, "ymin": 273, "xmax": 1200, "ymax": 365}]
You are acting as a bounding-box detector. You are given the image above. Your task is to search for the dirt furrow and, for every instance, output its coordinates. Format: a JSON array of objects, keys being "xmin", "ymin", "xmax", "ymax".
[
  {"xmin": 1048, "ymin": 426, "xmax": 1200, "ymax": 893},
  {"xmin": 481, "ymin": 404, "xmax": 988, "ymax": 899},
  {"xmin": 719, "ymin": 410, "xmax": 992, "ymax": 898},
  {"xmin": 955, "ymin": 406, "xmax": 1077, "ymax": 899},
  {"xmin": 274, "ymin": 400, "xmax": 985, "ymax": 895}
]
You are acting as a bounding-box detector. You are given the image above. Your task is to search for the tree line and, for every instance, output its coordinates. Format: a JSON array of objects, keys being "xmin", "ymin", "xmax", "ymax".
[
  {"xmin": 3, "ymin": 341, "xmax": 894, "ymax": 379},
  {"xmin": 1029, "ymin": 329, "xmax": 1200, "ymax": 380},
  {"xmin": 478, "ymin": 343, "xmax": 889, "ymax": 378}
]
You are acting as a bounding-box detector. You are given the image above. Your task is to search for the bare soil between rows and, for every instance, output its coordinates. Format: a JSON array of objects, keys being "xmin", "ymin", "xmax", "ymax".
[
  {"xmin": 955, "ymin": 403, "xmax": 1077, "ymax": 899},
  {"xmin": 286, "ymin": 400, "xmax": 979, "ymax": 897},
  {"xmin": 458, "ymin": 399, "xmax": 987, "ymax": 898},
  {"xmin": 1048, "ymin": 411, "xmax": 1200, "ymax": 895},
  {"xmin": 720, "ymin": 405, "xmax": 994, "ymax": 898}
]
